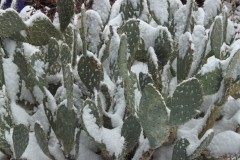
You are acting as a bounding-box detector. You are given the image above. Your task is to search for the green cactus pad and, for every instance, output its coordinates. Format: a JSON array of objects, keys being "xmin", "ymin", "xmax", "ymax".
[
  {"xmin": 226, "ymin": 49, "xmax": 240, "ymax": 81},
  {"xmin": 120, "ymin": 19, "xmax": 140, "ymax": 66},
  {"xmin": 60, "ymin": 43, "xmax": 72, "ymax": 66},
  {"xmin": 197, "ymin": 66, "xmax": 223, "ymax": 95},
  {"xmin": 13, "ymin": 51, "xmax": 38, "ymax": 91},
  {"xmin": 0, "ymin": 9, "xmax": 27, "ymax": 37},
  {"xmin": 138, "ymin": 84, "xmax": 169, "ymax": 149},
  {"xmin": 55, "ymin": 105, "xmax": 77, "ymax": 155},
  {"xmin": 121, "ymin": 115, "xmax": 141, "ymax": 155},
  {"xmin": 47, "ymin": 38, "xmax": 61, "ymax": 75},
  {"xmin": 168, "ymin": 78, "xmax": 203, "ymax": 126},
  {"xmin": 120, "ymin": 0, "xmax": 135, "ymax": 21},
  {"xmin": 34, "ymin": 123, "xmax": 51, "ymax": 158},
  {"xmin": 80, "ymin": 7, "xmax": 87, "ymax": 56},
  {"xmin": 0, "ymin": 49, "xmax": 5, "ymax": 88},
  {"xmin": 124, "ymin": 72, "xmax": 139, "ymax": 115},
  {"xmin": 172, "ymin": 138, "xmax": 190, "ymax": 160},
  {"xmin": 26, "ymin": 16, "xmax": 62, "ymax": 46},
  {"xmin": 177, "ymin": 32, "xmax": 194, "ymax": 82},
  {"xmin": 62, "ymin": 64, "xmax": 73, "ymax": 109},
  {"xmin": 0, "ymin": 135, "xmax": 12, "ymax": 156},
  {"xmin": 77, "ymin": 53, "xmax": 103, "ymax": 92},
  {"xmin": 189, "ymin": 131, "xmax": 214, "ymax": 160},
  {"xmin": 139, "ymin": 72, "xmax": 153, "ymax": 90},
  {"xmin": 64, "ymin": 25, "xmax": 74, "ymax": 50},
  {"xmin": 57, "ymin": 0, "xmax": 74, "ymax": 31},
  {"xmin": 116, "ymin": 34, "xmax": 129, "ymax": 80},
  {"xmin": 154, "ymin": 27, "xmax": 173, "ymax": 69},
  {"xmin": 13, "ymin": 124, "xmax": 29, "ymax": 159},
  {"xmin": 211, "ymin": 17, "xmax": 223, "ymax": 59}
]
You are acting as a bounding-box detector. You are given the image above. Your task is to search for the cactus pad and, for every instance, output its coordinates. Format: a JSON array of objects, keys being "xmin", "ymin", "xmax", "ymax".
[
  {"xmin": 139, "ymin": 72, "xmax": 153, "ymax": 90},
  {"xmin": 57, "ymin": 0, "xmax": 74, "ymax": 31},
  {"xmin": 34, "ymin": 123, "xmax": 51, "ymax": 158},
  {"xmin": 121, "ymin": 115, "xmax": 141, "ymax": 154},
  {"xmin": 154, "ymin": 27, "xmax": 173, "ymax": 69},
  {"xmin": 26, "ymin": 16, "xmax": 62, "ymax": 46},
  {"xmin": 120, "ymin": 19, "xmax": 140, "ymax": 66},
  {"xmin": 177, "ymin": 32, "xmax": 193, "ymax": 82},
  {"xmin": 211, "ymin": 17, "xmax": 223, "ymax": 59},
  {"xmin": 172, "ymin": 138, "xmax": 189, "ymax": 160},
  {"xmin": 168, "ymin": 78, "xmax": 203, "ymax": 126},
  {"xmin": 13, "ymin": 124, "xmax": 29, "ymax": 159},
  {"xmin": 77, "ymin": 54, "xmax": 103, "ymax": 92},
  {"xmin": 0, "ymin": 9, "xmax": 27, "ymax": 37},
  {"xmin": 55, "ymin": 105, "xmax": 77, "ymax": 155},
  {"xmin": 138, "ymin": 84, "xmax": 169, "ymax": 149},
  {"xmin": 47, "ymin": 38, "xmax": 61, "ymax": 75},
  {"xmin": 197, "ymin": 66, "xmax": 223, "ymax": 95}
]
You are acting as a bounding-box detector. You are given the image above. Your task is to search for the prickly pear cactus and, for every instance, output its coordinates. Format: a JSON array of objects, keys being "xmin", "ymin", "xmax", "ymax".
[
  {"xmin": 172, "ymin": 138, "xmax": 189, "ymax": 160},
  {"xmin": 211, "ymin": 17, "xmax": 223, "ymax": 59},
  {"xmin": 47, "ymin": 38, "xmax": 61, "ymax": 75},
  {"xmin": 138, "ymin": 84, "xmax": 169, "ymax": 149},
  {"xmin": 12, "ymin": 124, "xmax": 29, "ymax": 159},
  {"xmin": 121, "ymin": 115, "xmax": 141, "ymax": 155},
  {"xmin": 57, "ymin": 0, "xmax": 74, "ymax": 31},
  {"xmin": 34, "ymin": 123, "xmax": 52, "ymax": 159},
  {"xmin": 55, "ymin": 105, "xmax": 77, "ymax": 155},
  {"xmin": 26, "ymin": 13, "xmax": 62, "ymax": 46},
  {"xmin": 77, "ymin": 53, "xmax": 104, "ymax": 92},
  {"xmin": 168, "ymin": 78, "xmax": 203, "ymax": 126}
]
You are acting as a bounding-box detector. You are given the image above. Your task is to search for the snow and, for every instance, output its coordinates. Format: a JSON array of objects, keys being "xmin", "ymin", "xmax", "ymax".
[
  {"xmin": 189, "ymin": 25, "xmax": 207, "ymax": 77},
  {"xmin": 178, "ymin": 32, "xmax": 192, "ymax": 59},
  {"xmin": 25, "ymin": 10, "xmax": 50, "ymax": 27},
  {"xmin": 22, "ymin": 43, "xmax": 40, "ymax": 58},
  {"xmin": 199, "ymin": 56, "xmax": 221, "ymax": 75},
  {"xmin": 21, "ymin": 133, "xmax": 49, "ymax": 160},
  {"xmin": 193, "ymin": 8, "xmax": 205, "ymax": 25},
  {"xmin": 148, "ymin": 0, "xmax": 169, "ymax": 25},
  {"xmin": 3, "ymin": 58, "xmax": 19, "ymax": 101},
  {"xmin": 82, "ymin": 104, "xmax": 125, "ymax": 157},
  {"xmin": 132, "ymin": 131, "xmax": 150, "ymax": 160},
  {"xmin": 203, "ymin": 0, "xmax": 221, "ymax": 27},
  {"xmin": 19, "ymin": 5, "xmax": 35, "ymax": 21},
  {"xmin": 208, "ymin": 131, "xmax": 240, "ymax": 157},
  {"xmin": 131, "ymin": 61, "xmax": 148, "ymax": 79},
  {"xmin": 33, "ymin": 60, "xmax": 45, "ymax": 78},
  {"xmin": 2, "ymin": 39, "xmax": 17, "ymax": 58},
  {"xmin": 10, "ymin": 102, "xmax": 30, "ymax": 125},
  {"xmin": 148, "ymin": 47, "xmax": 158, "ymax": 67},
  {"xmin": 92, "ymin": 0, "xmax": 111, "ymax": 24},
  {"xmin": 85, "ymin": 10, "xmax": 103, "ymax": 54}
]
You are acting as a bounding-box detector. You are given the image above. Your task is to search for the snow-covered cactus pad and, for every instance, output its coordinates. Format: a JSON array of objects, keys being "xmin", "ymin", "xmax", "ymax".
[
  {"xmin": 0, "ymin": 9, "xmax": 27, "ymax": 37},
  {"xmin": 0, "ymin": 0, "xmax": 240, "ymax": 159}
]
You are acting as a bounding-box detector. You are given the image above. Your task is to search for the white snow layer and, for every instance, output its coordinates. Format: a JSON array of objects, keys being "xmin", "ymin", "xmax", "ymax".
[
  {"xmin": 208, "ymin": 131, "xmax": 240, "ymax": 157},
  {"xmin": 82, "ymin": 105, "xmax": 124, "ymax": 157},
  {"xmin": 92, "ymin": 0, "xmax": 111, "ymax": 24},
  {"xmin": 203, "ymin": 0, "xmax": 221, "ymax": 26},
  {"xmin": 148, "ymin": 0, "xmax": 169, "ymax": 25}
]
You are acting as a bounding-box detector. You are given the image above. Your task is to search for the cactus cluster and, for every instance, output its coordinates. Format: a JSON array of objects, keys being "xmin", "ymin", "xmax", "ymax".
[{"xmin": 0, "ymin": 0, "xmax": 239, "ymax": 159}]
